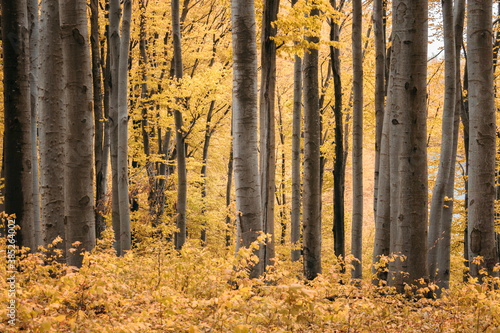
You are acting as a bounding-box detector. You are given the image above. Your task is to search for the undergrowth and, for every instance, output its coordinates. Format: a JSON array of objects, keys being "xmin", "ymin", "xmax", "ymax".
[{"xmin": 1, "ymin": 230, "xmax": 500, "ymax": 332}]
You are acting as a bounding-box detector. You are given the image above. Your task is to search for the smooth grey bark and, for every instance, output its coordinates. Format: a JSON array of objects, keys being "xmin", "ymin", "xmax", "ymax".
[
  {"xmin": 371, "ymin": 0, "xmax": 390, "ymax": 283},
  {"xmin": 91, "ymin": 0, "xmax": 107, "ymax": 239},
  {"xmin": 39, "ymin": 0, "xmax": 67, "ymax": 260},
  {"xmin": 428, "ymin": 0, "xmax": 456, "ymax": 284},
  {"xmin": 389, "ymin": 0, "xmax": 428, "ymax": 291},
  {"xmin": 231, "ymin": 0, "xmax": 264, "ymax": 278},
  {"xmin": 172, "ymin": 0, "xmax": 187, "ymax": 250},
  {"xmin": 28, "ymin": 0, "xmax": 41, "ymax": 249},
  {"xmin": 435, "ymin": 0, "xmax": 465, "ymax": 291},
  {"xmin": 467, "ymin": 0, "xmax": 498, "ymax": 279},
  {"xmin": 290, "ymin": 0, "xmax": 302, "ymax": 263},
  {"xmin": 303, "ymin": 5, "xmax": 322, "ymax": 281},
  {"xmin": 259, "ymin": 0, "xmax": 280, "ymax": 269},
  {"xmin": 60, "ymin": 0, "xmax": 96, "ymax": 267},
  {"xmin": 117, "ymin": 0, "xmax": 132, "ymax": 253},
  {"xmin": 109, "ymin": 0, "xmax": 121, "ymax": 255},
  {"xmin": 2, "ymin": 0, "xmax": 35, "ymax": 251},
  {"xmin": 351, "ymin": 0, "xmax": 363, "ymax": 280}
]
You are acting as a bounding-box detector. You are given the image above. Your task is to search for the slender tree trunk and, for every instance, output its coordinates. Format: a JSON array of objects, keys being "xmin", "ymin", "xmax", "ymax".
[
  {"xmin": 39, "ymin": 0, "xmax": 66, "ymax": 260},
  {"xmin": 117, "ymin": 0, "xmax": 132, "ymax": 253},
  {"xmin": 231, "ymin": 0, "xmax": 264, "ymax": 278},
  {"xmin": 225, "ymin": 142, "xmax": 234, "ymax": 248},
  {"xmin": 467, "ymin": 0, "xmax": 498, "ymax": 279},
  {"xmin": 428, "ymin": 0, "xmax": 456, "ymax": 284},
  {"xmin": 331, "ymin": 0, "xmax": 345, "ymax": 265},
  {"xmin": 260, "ymin": 0, "xmax": 279, "ymax": 269},
  {"xmin": 200, "ymin": 100, "xmax": 215, "ymax": 245},
  {"xmin": 60, "ymin": 0, "xmax": 96, "ymax": 267},
  {"xmin": 91, "ymin": 0, "xmax": 106, "ymax": 239},
  {"xmin": 290, "ymin": 0, "xmax": 302, "ymax": 263},
  {"xmin": 2, "ymin": 0, "xmax": 35, "ymax": 250},
  {"xmin": 371, "ymin": 0, "xmax": 390, "ymax": 284},
  {"xmin": 109, "ymin": 0, "xmax": 122, "ymax": 255},
  {"xmin": 278, "ymin": 100, "xmax": 286, "ymax": 246},
  {"xmin": 351, "ymin": 0, "xmax": 363, "ymax": 280},
  {"xmin": 172, "ymin": 0, "xmax": 188, "ymax": 250},
  {"xmin": 462, "ymin": 57, "xmax": 470, "ymax": 281},
  {"xmin": 435, "ymin": 0, "xmax": 465, "ymax": 291},
  {"xmin": 373, "ymin": 0, "xmax": 386, "ymax": 216},
  {"xmin": 28, "ymin": 0, "xmax": 41, "ymax": 249},
  {"xmin": 389, "ymin": 0, "xmax": 428, "ymax": 291},
  {"xmin": 303, "ymin": 4, "xmax": 322, "ymax": 281}
]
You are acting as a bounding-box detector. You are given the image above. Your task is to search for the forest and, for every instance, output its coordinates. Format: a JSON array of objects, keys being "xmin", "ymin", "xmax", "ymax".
[{"xmin": 1, "ymin": 0, "xmax": 500, "ymax": 331}]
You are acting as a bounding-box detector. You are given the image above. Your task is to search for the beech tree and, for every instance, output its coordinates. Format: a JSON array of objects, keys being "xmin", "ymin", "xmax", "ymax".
[
  {"xmin": 351, "ymin": 0, "xmax": 363, "ymax": 280},
  {"xmin": 60, "ymin": 0, "xmax": 96, "ymax": 266},
  {"xmin": 388, "ymin": 0, "xmax": 428, "ymax": 290},
  {"xmin": 1, "ymin": 0, "xmax": 35, "ymax": 250},
  {"xmin": 303, "ymin": 3, "xmax": 321, "ymax": 280},
  {"xmin": 109, "ymin": 0, "xmax": 132, "ymax": 255},
  {"xmin": 38, "ymin": 0, "xmax": 66, "ymax": 259},
  {"xmin": 467, "ymin": 0, "xmax": 498, "ymax": 279},
  {"xmin": 231, "ymin": 0, "xmax": 264, "ymax": 278},
  {"xmin": 290, "ymin": 0, "xmax": 302, "ymax": 263}
]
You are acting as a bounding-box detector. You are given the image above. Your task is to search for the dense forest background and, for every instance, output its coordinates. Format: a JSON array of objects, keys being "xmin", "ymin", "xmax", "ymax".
[{"xmin": 1, "ymin": 0, "xmax": 500, "ymax": 331}]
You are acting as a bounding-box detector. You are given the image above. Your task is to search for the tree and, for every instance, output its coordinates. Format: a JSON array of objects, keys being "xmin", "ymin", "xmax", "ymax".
[
  {"xmin": 290, "ymin": 0, "xmax": 302, "ymax": 263},
  {"xmin": 1, "ymin": 0, "xmax": 35, "ymax": 251},
  {"xmin": 231, "ymin": 0, "xmax": 264, "ymax": 278},
  {"xmin": 172, "ymin": 0, "xmax": 188, "ymax": 250},
  {"xmin": 38, "ymin": 0, "xmax": 66, "ymax": 259},
  {"xmin": 260, "ymin": 0, "xmax": 280, "ymax": 268},
  {"xmin": 371, "ymin": 0, "xmax": 390, "ymax": 283},
  {"xmin": 331, "ymin": 0, "xmax": 345, "ymax": 265},
  {"xmin": 91, "ymin": 0, "xmax": 108, "ymax": 239},
  {"xmin": 303, "ymin": 3, "xmax": 321, "ymax": 280},
  {"xmin": 28, "ymin": 0, "xmax": 41, "ymax": 249},
  {"xmin": 351, "ymin": 0, "xmax": 363, "ymax": 280},
  {"xmin": 388, "ymin": 0, "xmax": 428, "ymax": 290},
  {"xmin": 109, "ymin": 0, "xmax": 132, "ymax": 255},
  {"xmin": 467, "ymin": 0, "xmax": 498, "ymax": 279},
  {"xmin": 60, "ymin": 0, "xmax": 96, "ymax": 266}
]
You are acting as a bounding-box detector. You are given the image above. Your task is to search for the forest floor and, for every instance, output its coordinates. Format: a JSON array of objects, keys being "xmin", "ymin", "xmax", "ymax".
[{"xmin": 1, "ymin": 232, "xmax": 499, "ymax": 333}]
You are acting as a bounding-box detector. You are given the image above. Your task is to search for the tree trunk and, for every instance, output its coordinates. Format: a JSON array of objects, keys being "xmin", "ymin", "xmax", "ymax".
[
  {"xmin": 351, "ymin": 0, "xmax": 363, "ymax": 280},
  {"xmin": 39, "ymin": 0, "xmax": 66, "ymax": 260},
  {"xmin": 225, "ymin": 142, "xmax": 234, "ymax": 248},
  {"xmin": 331, "ymin": 0, "xmax": 345, "ymax": 266},
  {"xmin": 389, "ymin": 0, "xmax": 428, "ymax": 291},
  {"xmin": 371, "ymin": 0, "xmax": 390, "ymax": 284},
  {"xmin": 1, "ymin": 0, "xmax": 35, "ymax": 251},
  {"xmin": 200, "ymin": 100, "xmax": 215, "ymax": 245},
  {"xmin": 117, "ymin": 0, "xmax": 132, "ymax": 253},
  {"xmin": 260, "ymin": 0, "xmax": 280, "ymax": 270},
  {"xmin": 303, "ymin": 4, "xmax": 322, "ymax": 281},
  {"xmin": 290, "ymin": 0, "xmax": 302, "ymax": 262},
  {"xmin": 467, "ymin": 0, "xmax": 498, "ymax": 279},
  {"xmin": 91, "ymin": 0, "xmax": 107, "ymax": 239},
  {"xmin": 109, "ymin": 0, "xmax": 122, "ymax": 255},
  {"xmin": 172, "ymin": 0, "xmax": 188, "ymax": 250},
  {"xmin": 60, "ymin": 0, "xmax": 96, "ymax": 267},
  {"xmin": 435, "ymin": 0, "xmax": 465, "ymax": 291},
  {"xmin": 428, "ymin": 0, "xmax": 456, "ymax": 284},
  {"xmin": 28, "ymin": 0, "xmax": 41, "ymax": 250},
  {"xmin": 231, "ymin": 0, "xmax": 264, "ymax": 278}
]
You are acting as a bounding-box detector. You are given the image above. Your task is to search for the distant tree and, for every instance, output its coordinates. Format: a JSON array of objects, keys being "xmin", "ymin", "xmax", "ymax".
[
  {"xmin": 290, "ymin": 0, "xmax": 303, "ymax": 263},
  {"xmin": 1, "ymin": 0, "xmax": 35, "ymax": 250},
  {"xmin": 467, "ymin": 0, "xmax": 498, "ymax": 279},
  {"xmin": 231, "ymin": 0, "xmax": 264, "ymax": 278},
  {"xmin": 172, "ymin": 0, "xmax": 188, "ymax": 250},
  {"xmin": 60, "ymin": 0, "xmax": 96, "ymax": 266}
]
